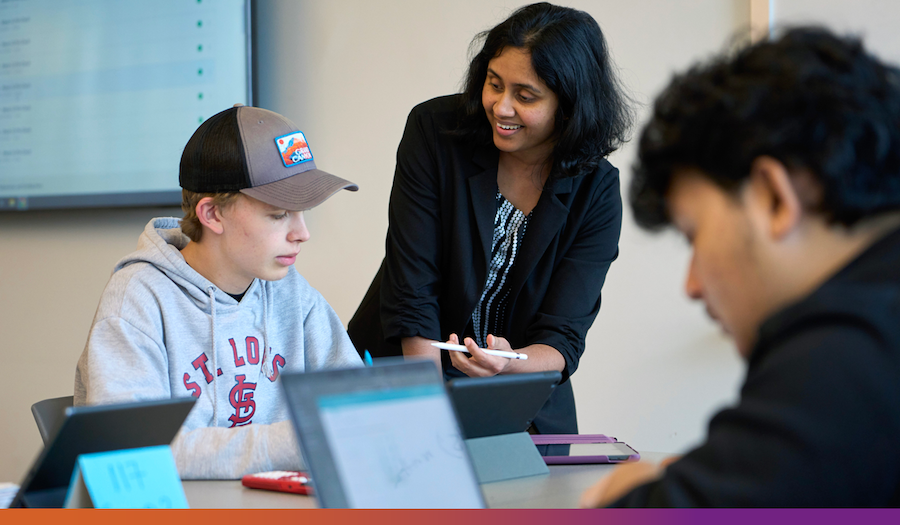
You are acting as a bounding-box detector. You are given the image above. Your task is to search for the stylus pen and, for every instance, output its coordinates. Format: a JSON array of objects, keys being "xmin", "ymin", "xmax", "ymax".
[{"xmin": 431, "ymin": 342, "xmax": 529, "ymax": 360}]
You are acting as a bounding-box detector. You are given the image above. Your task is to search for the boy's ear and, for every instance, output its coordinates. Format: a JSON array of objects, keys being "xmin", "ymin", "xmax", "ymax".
[
  {"xmin": 195, "ymin": 197, "xmax": 226, "ymax": 236},
  {"xmin": 747, "ymin": 156, "xmax": 803, "ymax": 240}
]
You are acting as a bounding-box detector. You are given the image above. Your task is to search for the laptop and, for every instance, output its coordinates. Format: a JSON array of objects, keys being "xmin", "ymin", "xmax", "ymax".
[
  {"xmin": 280, "ymin": 360, "xmax": 485, "ymax": 509},
  {"xmin": 446, "ymin": 371, "xmax": 561, "ymax": 439},
  {"xmin": 11, "ymin": 397, "xmax": 196, "ymax": 508}
]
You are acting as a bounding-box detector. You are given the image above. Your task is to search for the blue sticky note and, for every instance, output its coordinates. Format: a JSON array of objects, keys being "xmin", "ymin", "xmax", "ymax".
[{"xmin": 66, "ymin": 445, "xmax": 188, "ymax": 509}]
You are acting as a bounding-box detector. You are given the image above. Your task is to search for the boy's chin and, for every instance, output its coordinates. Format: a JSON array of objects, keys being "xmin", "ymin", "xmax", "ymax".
[{"xmin": 258, "ymin": 268, "xmax": 292, "ymax": 282}]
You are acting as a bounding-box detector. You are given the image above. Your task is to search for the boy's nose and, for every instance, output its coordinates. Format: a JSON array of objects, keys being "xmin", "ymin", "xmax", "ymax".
[{"xmin": 289, "ymin": 212, "xmax": 311, "ymax": 243}]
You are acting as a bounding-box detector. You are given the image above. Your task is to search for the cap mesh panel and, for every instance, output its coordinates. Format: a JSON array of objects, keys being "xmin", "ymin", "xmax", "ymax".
[{"xmin": 179, "ymin": 109, "xmax": 251, "ymax": 192}]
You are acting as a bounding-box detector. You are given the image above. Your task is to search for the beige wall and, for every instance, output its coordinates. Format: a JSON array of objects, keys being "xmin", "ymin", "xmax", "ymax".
[{"xmin": 0, "ymin": 0, "xmax": 752, "ymax": 481}]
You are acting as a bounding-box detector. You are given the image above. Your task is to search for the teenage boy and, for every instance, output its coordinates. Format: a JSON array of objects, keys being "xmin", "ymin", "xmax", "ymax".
[
  {"xmin": 75, "ymin": 105, "xmax": 361, "ymax": 479},
  {"xmin": 581, "ymin": 28, "xmax": 900, "ymax": 507}
]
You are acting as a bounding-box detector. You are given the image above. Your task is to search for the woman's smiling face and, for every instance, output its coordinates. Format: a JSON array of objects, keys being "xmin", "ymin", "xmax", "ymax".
[{"xmin": 482, "ymin": 46, "xmax": 559, "ymax": 162}]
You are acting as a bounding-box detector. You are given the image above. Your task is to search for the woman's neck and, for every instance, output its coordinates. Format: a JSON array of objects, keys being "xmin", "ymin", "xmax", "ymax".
[{"xmin": 497, "ymin": 151, "xmax": 551, "ymax": 214}]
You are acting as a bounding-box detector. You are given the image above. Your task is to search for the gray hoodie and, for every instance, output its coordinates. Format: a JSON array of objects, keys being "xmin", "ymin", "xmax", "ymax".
[{"xmin": 75, "ymin": 218, "xmax": 361, "ymax": 479}]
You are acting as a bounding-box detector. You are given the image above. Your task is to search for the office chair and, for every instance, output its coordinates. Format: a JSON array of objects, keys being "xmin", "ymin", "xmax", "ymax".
[{"xmin": 31, "ymin": 395, "xmax": 74, "ymax": 445}]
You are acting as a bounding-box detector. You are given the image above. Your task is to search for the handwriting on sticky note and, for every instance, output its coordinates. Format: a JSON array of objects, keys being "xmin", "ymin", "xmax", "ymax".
[{"xmin": 65, "ymin": 445, "xmax": 188, "ymax": 509}]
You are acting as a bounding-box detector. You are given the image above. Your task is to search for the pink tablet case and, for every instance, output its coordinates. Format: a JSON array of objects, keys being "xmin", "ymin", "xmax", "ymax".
[{"xmin": 530, "ymin": 434, "xmax": 640, "ymax": 464}]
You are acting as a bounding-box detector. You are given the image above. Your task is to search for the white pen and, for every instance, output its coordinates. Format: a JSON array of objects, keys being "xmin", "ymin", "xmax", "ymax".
[{"xmin": 431, "ymin": 342, "xmax": 529, "ymax": 360}]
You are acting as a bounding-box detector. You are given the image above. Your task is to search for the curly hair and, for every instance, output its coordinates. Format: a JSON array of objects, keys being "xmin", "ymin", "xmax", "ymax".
[
  {"xmin": 455, "ymin": 2, "xmax": 633, "ymax": 181},
  {"xmin": 180, "ymin": 189, "xmax": 242, "ymax": 242},
  {"xmin": 631, "ymin": 27, "xmax": 900, "ymax": 230}
]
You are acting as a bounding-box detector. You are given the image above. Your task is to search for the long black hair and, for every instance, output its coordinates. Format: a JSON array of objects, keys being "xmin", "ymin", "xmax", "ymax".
[{"xmin": 456, "ymin": 2, "xmax": 633, "ymax": 180}]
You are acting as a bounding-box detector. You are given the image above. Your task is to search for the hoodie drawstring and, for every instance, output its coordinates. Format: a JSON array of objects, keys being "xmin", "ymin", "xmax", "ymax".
[
  {"xmin": 207, "ymin": 286, "xmax": 219, "ymax": 427},
  {"xmin": 260, "ymin": 283, "xmax": 273, "ymax": 380},
  {"xmin": 207, "ymin": 282, "xmax": 272, "ymax": 429}
]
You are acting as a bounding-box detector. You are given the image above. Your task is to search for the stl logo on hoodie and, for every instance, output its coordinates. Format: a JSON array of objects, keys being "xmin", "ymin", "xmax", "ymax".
[{"xmin": 228, "ymin": 374, "xmax": 256, "ymax": 427}]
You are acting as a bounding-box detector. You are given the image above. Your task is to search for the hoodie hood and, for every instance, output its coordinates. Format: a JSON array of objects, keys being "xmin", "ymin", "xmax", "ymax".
[{"xmin": 116, "ymin": 218, "xmax": 234, "ymax": 309}]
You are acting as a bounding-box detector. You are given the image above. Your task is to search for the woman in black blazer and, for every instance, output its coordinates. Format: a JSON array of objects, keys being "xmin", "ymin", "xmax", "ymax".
[{"xmin": 349, "ymin": 2, "xmax": 632, "ymax": 434}]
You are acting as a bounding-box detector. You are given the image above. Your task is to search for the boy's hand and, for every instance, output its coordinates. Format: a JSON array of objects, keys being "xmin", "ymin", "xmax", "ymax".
[{"xmin": 578, "ymin": 456, "xmax": 680, "ymax": 508}]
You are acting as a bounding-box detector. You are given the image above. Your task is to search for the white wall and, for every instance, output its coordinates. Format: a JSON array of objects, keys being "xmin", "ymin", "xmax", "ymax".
[
  {"xmin": 0, "ymin": 0, "xmax": 753, "ymax": 481},
  {"xmin": 772, "ymin": 0, "xmax": 900, "ymax": 64}
]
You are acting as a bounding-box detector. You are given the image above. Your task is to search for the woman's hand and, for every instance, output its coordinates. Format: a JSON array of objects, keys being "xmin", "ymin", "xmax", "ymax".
[{"xmin": 447, "ymin": 333, "xmax": 514, "ymax": 377}]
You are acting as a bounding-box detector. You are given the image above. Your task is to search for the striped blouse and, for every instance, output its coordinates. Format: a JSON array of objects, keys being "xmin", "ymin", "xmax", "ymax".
[{"xmin": 471, "ymin": 192, "xmax": 532, "ymax": 348}]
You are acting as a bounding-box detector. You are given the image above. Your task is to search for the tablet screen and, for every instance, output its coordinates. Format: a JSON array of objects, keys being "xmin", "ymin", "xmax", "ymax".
[
  {"xmin": 317, "ymin": 384, "xmax": 483, "ymax": 508},
  {"xmin": 281, "ymin": 361, "xmax": 485, "ymax": 509}
]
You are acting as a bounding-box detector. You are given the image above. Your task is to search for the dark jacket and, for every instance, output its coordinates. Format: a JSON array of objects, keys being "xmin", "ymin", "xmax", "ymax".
[
  {"xmin": 613, "ymin": 226, "xmax": 900, "ymax": 507},
  {"xmin": 349, "ymin": 95, "xmax": 623, "ymax": 433}
]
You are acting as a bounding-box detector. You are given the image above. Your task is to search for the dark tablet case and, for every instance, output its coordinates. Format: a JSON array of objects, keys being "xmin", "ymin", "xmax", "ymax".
[
  {"xmin": 446, "ymin": 371, "xmax": 561, "ymax": 439},
  {"xmin": 11, "ymin": 396, "xmax": 196, "ymax": 508}
]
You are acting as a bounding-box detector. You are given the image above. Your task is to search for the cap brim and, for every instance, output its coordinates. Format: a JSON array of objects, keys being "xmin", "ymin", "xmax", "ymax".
[{"xmin": 240, "ymin": 169, "xmax": 358, "ymax": 211}]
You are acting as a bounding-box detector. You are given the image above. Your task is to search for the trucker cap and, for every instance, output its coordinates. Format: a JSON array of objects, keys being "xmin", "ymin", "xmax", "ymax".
[{"xmin": 179, "ymin": 105, "xmax": 358, "ymax": 211}]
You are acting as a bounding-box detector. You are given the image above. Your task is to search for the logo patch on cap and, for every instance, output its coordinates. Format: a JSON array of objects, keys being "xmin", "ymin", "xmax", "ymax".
[{"xmin": 275, "ymin": 131, "xmax": 313, "ymax": 168}]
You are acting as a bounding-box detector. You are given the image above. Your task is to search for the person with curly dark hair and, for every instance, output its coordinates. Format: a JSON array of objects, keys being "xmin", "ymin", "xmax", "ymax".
[
  {"xmin": 581, "ymin": 27, "xmax": 900, "ymax": 507},
  {"xmin": 348, "ymin": 2, "xmax": 632, "ymax": 435}
]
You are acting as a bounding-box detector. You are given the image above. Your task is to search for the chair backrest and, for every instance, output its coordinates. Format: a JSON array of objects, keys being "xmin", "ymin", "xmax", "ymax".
[{"xmin": 31, "ymin": 396, "xmax": 74, "ymax": 445}]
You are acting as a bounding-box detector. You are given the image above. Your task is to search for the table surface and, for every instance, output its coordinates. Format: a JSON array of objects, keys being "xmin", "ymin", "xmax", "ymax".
[{"xmin": 182, "ymin": 451, "xmax": 671, "ymax": 509}]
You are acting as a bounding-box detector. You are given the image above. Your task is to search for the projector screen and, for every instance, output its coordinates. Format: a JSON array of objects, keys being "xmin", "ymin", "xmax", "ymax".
[{"xmin": 0, "ymin": 0, "xmax": 253, "ymax": 211}]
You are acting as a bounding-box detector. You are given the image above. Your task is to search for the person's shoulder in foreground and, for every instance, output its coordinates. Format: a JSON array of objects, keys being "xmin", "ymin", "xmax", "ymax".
[
  {"xmin": 580, "ymin": 26, "xmax": 900, "ymax": 507},
  {"xmin": 74, "ymin": 104, "xmax": 361, "ymax": 479}
]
